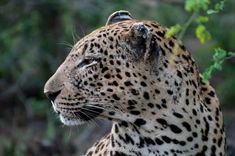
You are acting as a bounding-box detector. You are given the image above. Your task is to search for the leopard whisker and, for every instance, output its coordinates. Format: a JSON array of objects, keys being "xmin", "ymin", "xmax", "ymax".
[
  {"xmin": 76, "ymin": 110, "xmax": 100, "ymax": 126},
  {"xmin": 85, "ymin": 103, "xmax": 124, "ymax": 115}
]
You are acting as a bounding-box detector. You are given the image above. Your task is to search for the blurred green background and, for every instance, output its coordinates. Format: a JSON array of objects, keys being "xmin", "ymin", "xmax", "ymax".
[{"xmin": 0, "ymin": 0, "xmax": 234, "ymax": 156}]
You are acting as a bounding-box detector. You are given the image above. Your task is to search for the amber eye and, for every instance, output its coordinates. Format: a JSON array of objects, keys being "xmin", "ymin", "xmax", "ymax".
[{"xmin": 77, "ymin": 57, "xmax": 101, "ymax": 68}]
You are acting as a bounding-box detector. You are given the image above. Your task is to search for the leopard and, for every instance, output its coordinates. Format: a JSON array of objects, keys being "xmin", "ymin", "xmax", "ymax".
[{"xmin": 44, "ymin": 10, "xmax": 226, "ymax": 156}]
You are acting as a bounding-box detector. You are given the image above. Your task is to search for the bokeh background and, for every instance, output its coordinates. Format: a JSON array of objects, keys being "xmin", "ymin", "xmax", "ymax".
[{"xmin": 0, "ymin": 0, "xmax": 234, "ymax": 156}]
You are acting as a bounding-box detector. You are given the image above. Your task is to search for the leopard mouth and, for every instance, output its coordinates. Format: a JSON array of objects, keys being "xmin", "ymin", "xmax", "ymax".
[{"xmin": 52, "ymin": 101, "xmax": 104, "ymax": 125}]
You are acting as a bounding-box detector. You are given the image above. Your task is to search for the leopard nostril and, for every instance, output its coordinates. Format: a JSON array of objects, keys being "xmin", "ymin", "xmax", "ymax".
[{"xmin": 44, "ymin": 90, "xmax": 61, "ymax": 102}]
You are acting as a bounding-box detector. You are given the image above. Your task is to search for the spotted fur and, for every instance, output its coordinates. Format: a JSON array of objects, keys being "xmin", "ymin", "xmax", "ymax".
[{"xmin": 44, "ymin": 11, "xmax": 226, "ymax": 156}]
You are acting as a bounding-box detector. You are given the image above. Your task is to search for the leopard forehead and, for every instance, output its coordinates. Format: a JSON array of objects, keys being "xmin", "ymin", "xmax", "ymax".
[{"xmin": 71, "ymin": 19, "xmax": 176, "ymax": 58}]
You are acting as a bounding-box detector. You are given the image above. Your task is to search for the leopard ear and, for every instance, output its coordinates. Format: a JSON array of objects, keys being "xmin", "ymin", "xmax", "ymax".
[
  {"xmin": 123, "ymin": 22, "xmax": 149, "ymax": 54},
  {"xmin": 124, "ymin": 22, "xmax": 160, "ymax": 69},
  {"xmin": 106, "ymin": 10, "xmax": 132, "ymax": 25}
]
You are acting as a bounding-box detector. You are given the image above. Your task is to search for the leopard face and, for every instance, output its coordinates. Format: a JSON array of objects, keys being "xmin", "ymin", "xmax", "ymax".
[{"xmin": 44, "ymin": 10, "xmax": 225, "ymax": 155}]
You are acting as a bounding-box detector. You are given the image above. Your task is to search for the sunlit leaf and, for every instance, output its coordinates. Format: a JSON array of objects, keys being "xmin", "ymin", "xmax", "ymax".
[
  {"xmin": 185, "ymin": 0, "xmax": 210, "ymax": 12},
  {"xmin": 197, "ymin": 16, "xmax": 209, "ymax": 23},
  {"xmin": 165, "ymin": 24, "xmax": 181, "ymax": 38},
  {"xmin": 195, "ymin": 24, "xmax": 211, "ymax": 43},
  {"xmin": 185, "ymin": 0, "xmax": 196, "ymax": 12}
]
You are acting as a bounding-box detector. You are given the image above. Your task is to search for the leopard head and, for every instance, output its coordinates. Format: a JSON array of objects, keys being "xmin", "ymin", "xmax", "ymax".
[{"xmin": 44, "ymin": 10, "xmax": 198, "ymax": 127}]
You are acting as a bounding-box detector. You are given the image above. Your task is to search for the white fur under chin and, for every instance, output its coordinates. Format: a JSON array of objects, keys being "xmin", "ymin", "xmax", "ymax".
[
  {"xmin": 51, "ymin": 101, "xmax": 85, "ymax": 126},
  {"xmin": 59, "ymin": 114, "xmax": 85, "ymax": 126}
]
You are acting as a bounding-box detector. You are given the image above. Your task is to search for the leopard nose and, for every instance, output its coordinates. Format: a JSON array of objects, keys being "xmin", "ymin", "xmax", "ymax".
[{"xmin": 44, "ymin": 90, "xmax": 61, "ymax": 102}]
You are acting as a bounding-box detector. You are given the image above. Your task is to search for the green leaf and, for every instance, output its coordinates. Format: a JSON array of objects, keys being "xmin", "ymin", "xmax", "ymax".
[
  {"xmin": 207, "ymin": 9, "xmax": 218, "ymax": 14},
  {"xmin": 202, "ymin": 48, "xmax": 232, "ymax": 82},
  {"xmin": 215, "ymin": 0, "xmax": 225, "ymax": 10},
  {"xmin": 185, "ymin": 0, "xmax": 210, "ymax": 12},
  {"xmin": 165, "ymin": 24, "xmax": 181, "ymax": 38},
  {"xmin": 213, "ymin": 63, "xmax": 222, "ymax": 70},
  {"xmin": 185, "ymin": 0, "xmax": 196, "ymax": 12},
  {"xmin": 213, "ymin": 48, "xmax": 227, "ymax": 61},
  {"xmin": 202, "ymin": 67, "xmax": 213, "ymax": 82},
  {"xmin": 195, "ymin": 24, "xmax": 211, "ymax": 43},
  {"xmin": 207, "ymin": 0, "xmax": 225, "ymax": 14},
  {"xmin": 228, "ymin": 52, "xmax": 235, "ymax": 57},
  {"xmin": 197, "ymin": 16, "xmax": 209, "ymax": 23}
]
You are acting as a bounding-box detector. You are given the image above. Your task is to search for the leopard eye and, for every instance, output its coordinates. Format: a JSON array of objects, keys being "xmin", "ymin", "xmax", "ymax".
[{"xmin": 77, "ymin": 57, "xmax": 101, "ymax": 68}]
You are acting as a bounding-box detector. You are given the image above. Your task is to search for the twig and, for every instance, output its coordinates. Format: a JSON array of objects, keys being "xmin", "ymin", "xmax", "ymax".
[{"xmin": 178, "ymin": 12, "xmax": 198, "ymax": 40}]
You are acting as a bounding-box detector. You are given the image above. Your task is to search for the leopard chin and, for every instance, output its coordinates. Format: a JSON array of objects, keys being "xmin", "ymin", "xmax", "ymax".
[{"xmin": 59, "ymin": 114, "xmax": 85, "ymax": 126}]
